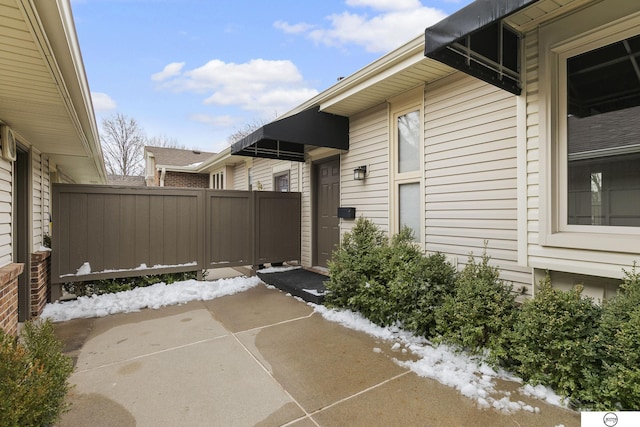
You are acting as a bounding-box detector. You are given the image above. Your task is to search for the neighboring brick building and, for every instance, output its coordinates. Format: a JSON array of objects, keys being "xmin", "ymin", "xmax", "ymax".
[{"xmin": 144, "ymin": 146, "xmax": 216, "ymax": 188}]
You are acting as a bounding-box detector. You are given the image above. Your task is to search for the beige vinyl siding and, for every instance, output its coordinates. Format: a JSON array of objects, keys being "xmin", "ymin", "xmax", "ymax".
[
  {"xmin": 301, "ymin": 161, "xmax": 311, "ymax": 266},
  {"xmin": 0, "ymin": 158, "xmax": 11, "ymax": 267},
  {"xmin": 524, "ymin": 3, "xmax": 640, "ymax": 280},
  {"xmin": 248, "ymin": 158, "xmax": 299, "ymax": 193},
  {"xmin": 425, "ymin": 73, "xmax": 532, "ymax": 292},
  {"xmin": 31, "ymin": 149, "xmax": 50, "ymax": 250},
  {"xmin": 232, "ymin": 162, "xmax": 247, "ymax": 190},
  {"xmin": 340, "ymin": 103, "xmax": 390, "ymax": 235}
]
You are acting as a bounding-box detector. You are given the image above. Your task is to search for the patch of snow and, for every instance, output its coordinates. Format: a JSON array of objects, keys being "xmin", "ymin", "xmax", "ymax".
[
  {"xmin": 520, "ymin": 384, "xmax": 565, "ymax": 407},
  {"xmin": 76, "ymin": 262, "xmax": 91, "ymax": 275},
  {"xmin": 373, "ymin": 347, "xmax": 382, "ymax": 353},
  {"xmin": 312, "ymin": 304, "xmax": 567, "ymax": 414},
  {"xmin": 61, "ymin": 261, "xmax": 198, "ymax": 278},
  {"xmin": 302, "ymin": 288, "xmax": 325, "ymax": 296},
  {"xmin": 38, "ymin": 246, "xmax": 52, "ymax": 252},
  {"xmin": 41, "ymin": 276, "xmax": 261, "ymax": 322}
]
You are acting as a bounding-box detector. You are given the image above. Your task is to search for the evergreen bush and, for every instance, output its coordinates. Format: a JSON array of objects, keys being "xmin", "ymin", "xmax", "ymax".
[
  {"xmin": 0, "ymin": 320, "xmax": 74, "ymax": 427},
  {"xmin": 64, "ymin": 270, "xmax": 199, "ymax": 297},
  {"xmin": 588, "ymin": 264, "xmax": 640, "ymax": 409},
  {"xmin": 325, "ymin": 219, "xmax": 456, "ymax": 335},
  {"xmin": 324, "ymin": 217, "xmax": 387, "ymax": 309},
  {"xmin": 505, "ymin": 275, "xmax": 601, "ymax": 404},
  {"xmin": 434, "ymin": 249, "xmax": 517, "ymax": 354}
]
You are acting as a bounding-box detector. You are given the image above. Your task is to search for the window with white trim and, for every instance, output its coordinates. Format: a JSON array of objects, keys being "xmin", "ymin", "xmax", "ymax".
[
  {"xmin": 210, "ymin": 170, "xmax": 224, "ymax": 189},
  {"xmin": 565, "ymin": 33, "xmax": 640, "ymax": 227},
  {"xmin": 541, "ymin": 10, "xmax": 640, "ymax": 253},
  {"xmin": 392, "ymin": 105, "xmax": 423, "ymax": 243}
]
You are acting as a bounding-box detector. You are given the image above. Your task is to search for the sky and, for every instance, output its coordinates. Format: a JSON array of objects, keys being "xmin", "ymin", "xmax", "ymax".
[
  {"xmin": 41, "ymin": 267, "xmax": 565, "ymax": 415},
  {"xmin": 70, "ymin": 0, "xmax": 473, "ymax": 153}
]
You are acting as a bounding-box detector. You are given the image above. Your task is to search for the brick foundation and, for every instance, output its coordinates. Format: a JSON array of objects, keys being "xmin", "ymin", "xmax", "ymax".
[
  {"xmin": 30, "ymin": 250, "xmax": 51, "ymax": 319},
  {"xmin": 0, "ymin": 263, "xmax": 24, "ymax": 337}
]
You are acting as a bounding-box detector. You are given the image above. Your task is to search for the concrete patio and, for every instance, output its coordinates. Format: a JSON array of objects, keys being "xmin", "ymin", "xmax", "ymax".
[{"xmin": 53, "ymin": 276, "xmax": 580, "ymax": 426}]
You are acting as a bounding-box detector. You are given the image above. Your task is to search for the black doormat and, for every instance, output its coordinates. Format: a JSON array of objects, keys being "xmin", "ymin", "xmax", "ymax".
[{"xmin": 257, "ymin": 268, "xmax": 328, "ymax": 304}]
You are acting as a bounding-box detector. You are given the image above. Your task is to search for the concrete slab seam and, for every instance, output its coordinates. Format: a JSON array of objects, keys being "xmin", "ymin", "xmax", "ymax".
[
  {"xmin": 73, "ymin": 334, "xmax": 231, "ymax": 374},
  {"xmin": 236, "ymin": 311, "xmax": 315, "ymax": 334},
  {"xmin": 281, "ymin": 371, "xmax": 412, "ymax": 427},
  {"xmin": 229, "ymin": 331, "xmax": 321, "ymax": 427}
]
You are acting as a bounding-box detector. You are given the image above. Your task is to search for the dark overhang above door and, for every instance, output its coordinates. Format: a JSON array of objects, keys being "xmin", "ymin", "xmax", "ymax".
[
  {"xmin": 231, "ymin": 107, "xmax": 349, "ymax": 162},
  {"xmin": 424, "ymin": 0, "xmax": 540, "ymax": 95}
]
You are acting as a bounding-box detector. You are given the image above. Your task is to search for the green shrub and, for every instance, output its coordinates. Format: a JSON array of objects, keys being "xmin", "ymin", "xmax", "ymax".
[
  {"xmin": 64, "ymin": 270, "xmax": 199, "ymax": 297},
  {"xmin": 434, "ymin": 249, "xmax": 517, "ymax": 354},
  {"xmin": 0, "ymin": 320, "xmax": 74, "ymax": 427},
  {"xmin": 387, "ymin": 247, "xmax": 457, "ymax": 338},
  {"xmin": 325, "ymin": 217, "xmax": 387, "ymax": 309},
  {"xmin": 505, "ymin": 275, "xmax": 601, "ymax": 403},
  {"xmin": 588, "ymin": 264, "xmax": 640, "ymax": 409},
  {"xmin": 326, "ymin": 220, "xmax": 457, "ymax": 335}
]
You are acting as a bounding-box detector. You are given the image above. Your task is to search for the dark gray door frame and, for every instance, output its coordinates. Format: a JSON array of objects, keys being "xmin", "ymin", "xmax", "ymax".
[{"xmin": 15, "ymin": 145, "xmax": 30, "ymax": 322}]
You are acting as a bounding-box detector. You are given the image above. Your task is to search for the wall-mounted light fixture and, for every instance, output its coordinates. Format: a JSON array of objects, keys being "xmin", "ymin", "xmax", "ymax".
[{"xmin": 353, "ymin": 165, "xmax": 367, "ymax": 181}]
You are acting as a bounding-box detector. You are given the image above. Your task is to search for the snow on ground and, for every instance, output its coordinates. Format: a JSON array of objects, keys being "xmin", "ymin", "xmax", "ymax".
[
  {"xmin": 41, "ymin": 276, "xmax": 261, "ymax": 322},
  {"xmin": 312, "ymin": 303, "xmax": 567, "ymax": 414},
  {"xmin": 42, "ymin": 273, "xmax": 566, "ymax": 414}
]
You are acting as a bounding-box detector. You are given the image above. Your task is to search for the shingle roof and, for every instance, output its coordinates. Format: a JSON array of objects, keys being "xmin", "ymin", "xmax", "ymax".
[{"xmin": 145, "ymin": 146, "xmax": 216, "ymax": 167}]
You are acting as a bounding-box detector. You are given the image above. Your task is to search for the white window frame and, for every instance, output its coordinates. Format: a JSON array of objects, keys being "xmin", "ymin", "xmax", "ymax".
[
  {"xmin": 389, "ymin": 87, "xmax": 425, "ymax": 246},
  {"xmin": 539, "ymin": 8, "xmax": 640, "ymax": 253},
  {"xmin": 210, "ymin": 169, "xmax": 224, "ymax": 189}
]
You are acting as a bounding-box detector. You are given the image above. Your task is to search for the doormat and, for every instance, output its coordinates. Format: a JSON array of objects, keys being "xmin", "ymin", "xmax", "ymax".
[{"xmin": 257, "ymin": 268, "xmax": 328, "ymax": 304}]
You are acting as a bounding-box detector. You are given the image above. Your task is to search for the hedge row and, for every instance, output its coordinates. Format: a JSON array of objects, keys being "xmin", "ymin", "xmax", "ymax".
[{"xmin": 324, "ymin": 217, "xmax": 640, "ymax": 410}]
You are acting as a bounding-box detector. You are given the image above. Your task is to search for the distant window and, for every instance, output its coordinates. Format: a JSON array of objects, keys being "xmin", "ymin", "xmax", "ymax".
[
  {"xmin": 210, "ymin": 171, "xmax": 224, "ymax": 189},
  {"xmin": 274, "ymin": 172, "xmax": 289, "ymax": 192}
]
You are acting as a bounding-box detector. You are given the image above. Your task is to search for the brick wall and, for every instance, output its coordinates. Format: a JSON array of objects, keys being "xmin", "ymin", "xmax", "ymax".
[
  {"xmin": 30, "ymin": 251, "xmax": 51, "ymax": 319},
  {"xmin": 0, "ymin": 263, "xmax": 24, "ymax": 337},
  {"xmin": 163, "ymin": 171, "xmax": 209, "ymax": 188}
]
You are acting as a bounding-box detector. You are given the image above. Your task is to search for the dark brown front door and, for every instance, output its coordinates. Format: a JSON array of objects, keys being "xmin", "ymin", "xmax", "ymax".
[{"xmin": 315, "ymin": 158, "xmax": 340, "ymax": 267}]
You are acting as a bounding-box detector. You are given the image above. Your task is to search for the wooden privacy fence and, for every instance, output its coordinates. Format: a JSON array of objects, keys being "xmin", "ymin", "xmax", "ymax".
[{"xmin": 51, "ymin": 184, "xmax": 301, "ymax": 283}]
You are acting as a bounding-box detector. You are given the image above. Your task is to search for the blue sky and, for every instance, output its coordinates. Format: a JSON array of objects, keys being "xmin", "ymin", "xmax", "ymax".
[{"xmin": 71, "ymin": 0, "xmax": 473, "ymax": 153}]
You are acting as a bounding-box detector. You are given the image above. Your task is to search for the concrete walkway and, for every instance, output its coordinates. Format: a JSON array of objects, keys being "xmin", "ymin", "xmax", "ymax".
[{"xmin": 53, "ymin": 280, "xmax": 580, "ymax": 426}]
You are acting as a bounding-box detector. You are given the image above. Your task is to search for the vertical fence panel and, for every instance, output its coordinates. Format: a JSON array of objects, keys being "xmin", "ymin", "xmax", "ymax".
[
  {"xmin": 53, "ymin": 185, "xmax": 301, "ymax": 283},
  {"xmin": 205, "ymin": 190, "xmax": 253, "ymax": 268},
  {"xmin": 254, "ymin": 192, "xmax": 301, "ymax": 265}
]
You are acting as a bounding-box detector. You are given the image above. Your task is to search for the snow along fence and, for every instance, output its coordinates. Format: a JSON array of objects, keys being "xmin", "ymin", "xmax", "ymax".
[{"xmin": 51, "ymin": 184, "xmax": 301, "ymax": 284}]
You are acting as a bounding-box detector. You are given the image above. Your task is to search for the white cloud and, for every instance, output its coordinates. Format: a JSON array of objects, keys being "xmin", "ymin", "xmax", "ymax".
[
  {"xmin": 273, "ymin": 20, "xmax": 314, "ymax": 34},
  {"xmin": 276, "ymin": 1, "xmax": 447, "ymax": 53},
  {"xmin": 151, "ymin": 62, "xmax": 185, "ymax": 82},
  {"xmin": 154, "ymin": 58, "xmax": 318, "ymax": 115},
  {"xmin": 91, "ymin": 92, "xmax": 117, "ymax": 112}
]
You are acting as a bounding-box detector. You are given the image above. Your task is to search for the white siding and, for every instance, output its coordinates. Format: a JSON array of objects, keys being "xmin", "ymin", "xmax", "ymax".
[
  {"xmin": 247, "ymin": 158, "xmax": 299, "ymax": 192},
  {"xmin": 301, "ymin": 161, "xmax": 311, "ymax": 266},
  {"xmin": 31, "ymin": 149, "xmax": 50, "ymax": 251},
  {"xmin": 232, "ymin": 162, "xmax": 247, "ymax": 190},
  {"xmin": 425, "ymin": 73, "xmax": 532, "ymax": 292},
  {"xmin": 0, "ymin": 158, "xmax": 11, "ymax": 267},
  {"xmin": 524, "ymin": 2, "xmax": 640, "ymax": 281},
  {"xmin": 340, "ymin": 103, "xmax": 390, "ymax": 235}
]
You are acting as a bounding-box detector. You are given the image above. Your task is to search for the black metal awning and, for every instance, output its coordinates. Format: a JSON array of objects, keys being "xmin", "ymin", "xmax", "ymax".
[
  {"xmin": 424, "ymin": 0, "xmax": 540, "ymax": 95},
  {"xmin": 231, "ymin": 107, "xmax": 349, "ymax": 162}
]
